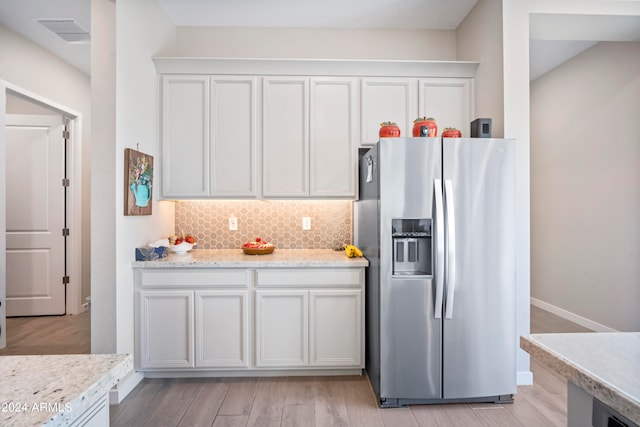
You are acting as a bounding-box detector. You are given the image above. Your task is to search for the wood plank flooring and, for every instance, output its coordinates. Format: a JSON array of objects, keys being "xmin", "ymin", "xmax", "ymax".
[
  {"xmin": 110, "ymin": 362, "xmax": 571, "ymax": 427},
  {"xmin": 0, "ymin": 311, "xmax": 90, "ymax": 355},
  {"xmin": 530, "ymin": 305, "xmax": 592, "ymax": 334},
  {"xmin": 110, "ymin": 308, "xmax": 592, "ymax": 427},
  {"xmin": 0, "ymin": 307, "xmax": 590, "ymax": 425}
]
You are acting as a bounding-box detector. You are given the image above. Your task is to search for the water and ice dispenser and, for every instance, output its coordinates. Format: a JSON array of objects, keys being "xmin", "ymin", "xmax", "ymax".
[{"xmin": 391, "ymin": 219, "xmax": 432, "ymax": 276}]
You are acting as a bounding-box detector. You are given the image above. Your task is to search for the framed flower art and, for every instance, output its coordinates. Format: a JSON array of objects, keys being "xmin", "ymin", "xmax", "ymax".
[{"xmin": 124, "ymin": 148, "xmax": 154, "ymax": 216}]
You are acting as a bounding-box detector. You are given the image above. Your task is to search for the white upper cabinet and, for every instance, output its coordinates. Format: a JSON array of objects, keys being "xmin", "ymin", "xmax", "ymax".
[
  {"xmin": 262, "ymin": 77, "xmax": 357, "ymax": 198},
  {"xmin": 210, "ymin": 77, "xmax": 258, "ymax": 197},
  {"xmin": 160, "ymin": 75, "xmax": 257, "ymax": 199},
  {"xmin": 154, "ymin": 59, "xmax": 478, "ymax": 199},
  {"xmin": 419, "ymin": 78, "xmax": 473, "ymax": 137},
  {"xmin": 309, "ymin": 78, "xmax": 357, "ymax": 198},
  {"xmin": 360, "ymin": 78, "xmax": 417, "ymax": 144},
  {"xmin": 161, "ymin": 75, "xmax": 210, "ymax": 198},
  {"xmin": 262, "ymin": 77, "xmax": 309, "ymax": 197}
]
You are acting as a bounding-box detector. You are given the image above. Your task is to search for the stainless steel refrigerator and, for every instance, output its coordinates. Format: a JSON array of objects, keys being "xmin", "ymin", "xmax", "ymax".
[{"xmin": 357, "ymin": 137, "xmax": 517, "ymax": 407}]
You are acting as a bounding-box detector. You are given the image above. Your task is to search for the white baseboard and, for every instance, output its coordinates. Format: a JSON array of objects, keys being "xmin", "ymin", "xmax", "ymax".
[
  {"xmin": 517, "ymin": 370, "xmax": 533, "ymax": 386},
  {"xmin": 109, "ymin": 370, "xmax": 144, "ymax": 404},
  {"xmin": 530, "ymin": 298, "xmax": 617, "ymax": 332}
]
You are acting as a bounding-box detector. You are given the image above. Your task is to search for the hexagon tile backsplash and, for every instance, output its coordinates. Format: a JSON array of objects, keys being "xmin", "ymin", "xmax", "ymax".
[{"xmin": 175, "ymin": 200, "xmax": 353, "ymax": 250}]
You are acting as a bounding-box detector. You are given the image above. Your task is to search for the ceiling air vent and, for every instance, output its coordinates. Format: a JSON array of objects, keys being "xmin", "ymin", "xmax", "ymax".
[{"xmin": 36, "ymin": 18, "xmax": 90, "ymax": 44}]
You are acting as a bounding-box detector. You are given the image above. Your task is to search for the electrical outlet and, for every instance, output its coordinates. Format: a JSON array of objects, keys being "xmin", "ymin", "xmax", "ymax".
[
  {"xmin": 302, "ymin": 217, "xmax": 312, "ymax": 230},
  {"xmin": 229, "ymin": 217, "xmax": 238, "ymax": 231}
]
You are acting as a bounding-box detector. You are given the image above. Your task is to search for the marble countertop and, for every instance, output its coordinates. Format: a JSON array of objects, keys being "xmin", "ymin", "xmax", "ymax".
[
  {"xmin": 131, "ymin": 249, "xmax": 369, "ymax": 268},
  {"xmin": 521, "ymin": 333, "xmax": 640, "ymax": 425},
  {"xmin": 0, "ymin": 353, "xmax": 133, "ymax": 426}
]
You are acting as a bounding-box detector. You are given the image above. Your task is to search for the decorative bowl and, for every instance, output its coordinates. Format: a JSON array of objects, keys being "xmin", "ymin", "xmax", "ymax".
[
  {"xmin": 169, "ymin": 242, "xmax": 194, "ymax": 254},
  {"xmin": 242, "ymin": 247, "xmax": 275, "ymax": 255}
]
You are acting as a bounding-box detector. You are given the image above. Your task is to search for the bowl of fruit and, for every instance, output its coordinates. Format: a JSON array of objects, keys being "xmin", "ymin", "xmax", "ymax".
[
  {"xmin": 242, "ymin": 237, "xmax": 275, "ymax": 255},
  {"xmin": 169, "ymin": 233, "xmax": 196, "ymax": 254}
]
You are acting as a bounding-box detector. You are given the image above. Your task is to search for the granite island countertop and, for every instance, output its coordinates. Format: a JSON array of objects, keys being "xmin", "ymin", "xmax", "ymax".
[
  {"xmin": 521, "ymin": 333, "xmax": 640, "ymax": 425},
  {"xmin": 0, "ymin": 353, "xmax": 133, "ymax": 426},
  {"xmin": 131, "ymin": 249, "xmax": 369, "ymax": 268}
]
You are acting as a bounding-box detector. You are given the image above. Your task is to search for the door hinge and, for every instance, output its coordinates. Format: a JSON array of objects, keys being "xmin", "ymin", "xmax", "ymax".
[
  {"xmin": 62, "ymin": 276, "xmax": 70, "ymax": 285},
  {"xmin": 62, "ymin": 178, "xmax": 70, "ymax": 187},
  {"xmin": 62, "ymin": 228, "xmax": 70, "ymax": 237},
  {"xmin": 62, "ymin": 130, "xmax": 70, "ymax": 139}
]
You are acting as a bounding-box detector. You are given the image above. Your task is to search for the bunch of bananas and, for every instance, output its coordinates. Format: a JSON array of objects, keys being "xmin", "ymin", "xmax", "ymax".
[{"xmin": 344, "ymin": 244, "xmax": 363, "ymax": 258}]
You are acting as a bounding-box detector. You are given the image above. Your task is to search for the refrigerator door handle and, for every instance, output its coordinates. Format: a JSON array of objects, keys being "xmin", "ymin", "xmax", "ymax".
[
  {"xmin": 444, "ymin": 180, "xmax": 457, "ymax": 319},
  {"xmin": 434, "ymin": 179, "xmax": 445, "ymax": 319}
]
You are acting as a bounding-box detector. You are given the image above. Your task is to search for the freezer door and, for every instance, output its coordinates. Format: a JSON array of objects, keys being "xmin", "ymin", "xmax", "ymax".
[
  {"xmin": 442, "ymin": 138, "xmax": 517, "ymax": 399},
  {"xmin": 378, "ymin": 138, "xmax": 442, "ymax": 400}
]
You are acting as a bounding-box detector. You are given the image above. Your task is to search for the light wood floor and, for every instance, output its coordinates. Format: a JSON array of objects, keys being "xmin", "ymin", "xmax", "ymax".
[
  {"xmin": 0, "ymin": 307, "xmax": 589, "ymax": 426},
  {"xmin": 109, "ymin": 307, "xmax": 591, "ymax": 427},
  {"xmin": 0, "ymin": 311, "xmax": 90, "ymax": 355}
]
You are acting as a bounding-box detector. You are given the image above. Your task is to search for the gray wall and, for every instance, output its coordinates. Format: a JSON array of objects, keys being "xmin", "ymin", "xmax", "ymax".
[{"xmin": 530, "ymin": 41, "xmax": 640, "ymax": 331}]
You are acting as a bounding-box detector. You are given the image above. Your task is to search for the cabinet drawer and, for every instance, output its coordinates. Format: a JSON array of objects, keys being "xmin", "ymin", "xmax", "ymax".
[
  {"xmin": 140, "ymin": 269, "xmax": 249, "ymax": 288},
  {"xmin": 256, "ymin": 268, "xmax": 362, "ymax": 288}
]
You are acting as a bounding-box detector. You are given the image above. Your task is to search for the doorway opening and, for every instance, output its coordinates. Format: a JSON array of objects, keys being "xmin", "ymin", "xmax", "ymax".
[{"xmin": 1, "ymin": 81, "xmax": 87, "ymax": 354}]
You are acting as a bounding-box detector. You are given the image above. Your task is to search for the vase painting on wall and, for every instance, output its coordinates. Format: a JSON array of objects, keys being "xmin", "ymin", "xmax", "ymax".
[{"xmin": 125, "ymin": 148, "xmax": 153, "ymax": 216}]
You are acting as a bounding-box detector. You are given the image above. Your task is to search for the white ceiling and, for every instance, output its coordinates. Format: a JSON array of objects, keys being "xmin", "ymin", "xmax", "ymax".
[
  {"xmin": 0, "ymin": 1, "xmax": 638, "ymax": 79},
  {"xmin": 0, "ymin": 0, "xmax": 90, "ymax": 74}
]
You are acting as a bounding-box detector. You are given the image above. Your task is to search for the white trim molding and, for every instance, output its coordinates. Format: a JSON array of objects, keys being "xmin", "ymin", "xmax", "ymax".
[
  {"xmin": 1, "ymin": 79, "xmax": 84, "ymax": 316},
  {"xmin": 531, "ymin": 298, "xmax": 617, "ymax": 333},
  {"xmin": 109, "ymin": 370, "xmax": 144, "ymax": 404},
  {"xmin": 152, "ymin": 57, "xmax": 479, "ymax": 78}
]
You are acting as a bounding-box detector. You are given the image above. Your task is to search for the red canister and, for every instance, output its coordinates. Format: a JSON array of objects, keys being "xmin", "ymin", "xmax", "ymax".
[
  {"xmin": 379, "ymin": 121, "xmax": 401, "ymax": 138},
  {"xmin": 442, "ymin": 128, "xmax": 462, "ymax": 138},
  {"xmin": 412, "ymin": 117, "xmax": 437, "ymax": 137}
]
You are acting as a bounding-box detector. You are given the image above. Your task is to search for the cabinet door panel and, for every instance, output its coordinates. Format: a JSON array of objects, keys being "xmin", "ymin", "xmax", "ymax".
[
  {"xmin": 419, "ymin": 78, "xmax": 473, "ymax": 138},
  {"xmin": 255, "ymin": 290, "xmax": 308, "ymax": 367},
  {"xmin": 361, "ymin": 78, "xmax": 417, "ymax": 145},
  {"xmin": 310, "ymin": 78, "xmax": 357, "ymax": 197},
  {"xmin": 161, "ymin": 75, "xmax": 210, "ymax": 197},
  {"xmin": 211, "ymin": 77, "xmax": 257, "ymax": 197},
  {"xmin": 140, "ymin": 290, "xmax": 194, "ymax": 369},
  {"xmin": 309, "ymin": 290, "xmax": 363, "ymax": 367},
  {"xmin": 262, "ymin": 78, "xmax": 309, "ymax": 197},
  {"xmin": 196, "ymin": 290, "xmax": 249, "ymax": 367}
]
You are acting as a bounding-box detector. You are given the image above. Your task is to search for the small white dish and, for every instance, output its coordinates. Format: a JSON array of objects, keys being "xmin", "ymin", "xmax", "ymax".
[{"xmin": 169, "ymin": 242, "xmax": 194, "ymax": 254}]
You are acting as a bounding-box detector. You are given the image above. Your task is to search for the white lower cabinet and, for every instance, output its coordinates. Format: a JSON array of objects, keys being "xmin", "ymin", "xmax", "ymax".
[
  {"xmin": 196, "ymin": 290, "xmax": 249, "ymax": 368},
  {"xmin": 139, "ymin": 290, "xmax": 194, "ymax": 369},
  {"xmin": 69, "ymin": 394, "xmax": 109, "ymax": 427},
  {"xmin": 255, "ymin": 288, "xmax": 364, "ymax": 369},
  {"xmin": 309, "ymin": 289, "xmax": 363, "ymax": 367},
  {"xmin": 255, "ymin": 290, "xmax": 309, "ymax": 367},
  {"xmin": 136, "ymin": 267, "xmax": 364, "ymax": 373}
]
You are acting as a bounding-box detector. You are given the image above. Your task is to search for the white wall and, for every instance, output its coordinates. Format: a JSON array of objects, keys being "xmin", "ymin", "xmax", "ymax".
[
  {"xmin": 530, "ymin": 41, "xmax": 640, "ymax": 332},
  {"xmin": 114, "ymin": 0, "xmax": 176, "ymax": 355},
  {"xmin": 503, "ymin": 0, "xmax": 640, "ymax": 383},
  {"xmin": 91, "ymin": 0, "xmax": 117, "ymax": 353},
  {"xmin": 456, "ymin": 0, "xmax": 504, "ymax": 138},
  {"xmin": 0, "ymin": 23, "xmax": 92, "ymax": 310},
  {"xmin": 91, "ymin": 0, "xmax": 176, "ymax": 354},
  {"xmin": 176, "ymin": 27, "xmax": 456, "ymax": 60}
]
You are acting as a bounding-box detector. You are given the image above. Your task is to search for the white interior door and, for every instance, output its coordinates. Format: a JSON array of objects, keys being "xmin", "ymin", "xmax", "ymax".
[{"xmin": 5, "ymin": 114, "xmax": 66, "ymax": 316}]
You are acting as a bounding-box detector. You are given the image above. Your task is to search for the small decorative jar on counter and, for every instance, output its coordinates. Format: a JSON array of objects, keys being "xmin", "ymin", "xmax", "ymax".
[
  {"xmin": 442, "ymin": 128, "xmax": 462, "ymax": 138},
  {"xmin": 379, "ymin": 121, "xmax": 401, "ymax": 138},
  {"xmin": 413, "ymin": 117, "xmax": 437, "ymax": 137}
]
